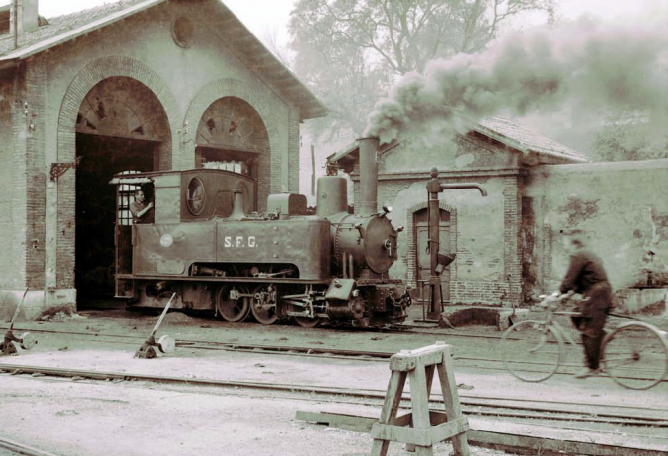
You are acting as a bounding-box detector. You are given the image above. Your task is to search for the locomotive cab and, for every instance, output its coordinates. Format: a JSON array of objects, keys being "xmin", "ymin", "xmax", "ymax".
[{"xmin": 110, "ymin": 169, "xmax": 257, "ymax": 298}]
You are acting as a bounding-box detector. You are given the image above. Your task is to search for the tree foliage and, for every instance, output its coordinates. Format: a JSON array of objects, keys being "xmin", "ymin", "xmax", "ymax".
[
  {"xmin": 590, "ymin": 121, "xmax": 668, "ymax": 162},
  {"xmin": 289, "ymin": 0, "xmax": 554, "ymax": 138}
]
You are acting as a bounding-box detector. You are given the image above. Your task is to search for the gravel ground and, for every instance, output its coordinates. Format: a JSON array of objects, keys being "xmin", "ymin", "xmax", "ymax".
[
  {"xmin": 0, "ymin": 374, "xmax": 512, "ymax": 456},
  {"xmin": 1, "ymin": 309, "xmax": 667, "ymax": 456}
]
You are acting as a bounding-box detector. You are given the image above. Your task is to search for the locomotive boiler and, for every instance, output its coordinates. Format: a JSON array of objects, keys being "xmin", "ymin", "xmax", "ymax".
[{"xmin": 111, "ymin": 137, "xmax": 411, "ymax": 327}]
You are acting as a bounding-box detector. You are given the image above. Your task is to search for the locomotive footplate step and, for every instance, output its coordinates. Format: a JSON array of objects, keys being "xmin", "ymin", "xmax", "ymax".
[{"xmin": 134, "ymin": 292, "xmax": 177, "ymax": 359}]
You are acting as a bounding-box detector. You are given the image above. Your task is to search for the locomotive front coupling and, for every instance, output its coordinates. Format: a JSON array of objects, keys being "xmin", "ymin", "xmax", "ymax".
[
  {"xmin": 323, "ymin": 279, "xmax": 412, "ymax": 321},
  {"xmin": 324, "ymin": 279, "xmax": 365, "ymax": 320}
]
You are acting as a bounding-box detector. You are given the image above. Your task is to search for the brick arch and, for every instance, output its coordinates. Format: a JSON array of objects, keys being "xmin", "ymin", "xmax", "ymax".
[
  {"xmin": 57, "ymin": 55, "xmax": 180, "ymax": 162},
  {"xmin": 53, "ymin": 55, "xmax": 180, "ymax": 289},
  {"xmin": 405, "ymin": 201, "xmax": 458, "ymax": 300},
  {"xmin": 183, "ymin": 78, "xmax": 281, "ymax": 206},
  {"xmin": 407, "ymin": 201, "xmax": 457, "ymax": 216}
]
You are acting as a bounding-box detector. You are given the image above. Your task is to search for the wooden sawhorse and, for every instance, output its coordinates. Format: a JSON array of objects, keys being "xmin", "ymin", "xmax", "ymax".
[{"xmin": 370, "ymin": 341, "xmax": 469, "ymax": 456}]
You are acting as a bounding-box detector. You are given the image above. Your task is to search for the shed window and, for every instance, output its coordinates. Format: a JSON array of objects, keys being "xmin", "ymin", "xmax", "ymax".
[{"xmin": 117, "ymin": 171, "xmax": 141, "ymax": 226}]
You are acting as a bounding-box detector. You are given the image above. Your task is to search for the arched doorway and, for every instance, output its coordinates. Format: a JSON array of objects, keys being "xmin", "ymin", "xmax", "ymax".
[
  {"xmin": 414, "ymin": 207, "xmax": 452, "ymax": 304},
  {"xmin": 75, "ymin": 76, "xmax": 170, "ymax": 301},
  {"xmin": 195, "ymin": 97, "xmax": 270, "ymax": 211}
]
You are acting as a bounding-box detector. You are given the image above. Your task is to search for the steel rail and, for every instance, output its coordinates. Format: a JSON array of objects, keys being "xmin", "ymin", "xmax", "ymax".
[
  {"xmin": 6, "ymin": 375, "xmax": 668, "ymax": 456},
  {"xmin": 8, "ymin": 368, "xmax": 665, "ymax": 429},
  {"xmin": 2, "ymin": 322, "xmax": 508, "ymax": 341},
  {"xmin": 4, "ymin": 326, "xmax": 667, "ymax": 383},
  {"xmin": 1, "ymin": 363, "xmax": 667, "ymax": 426},
  {"xmin": 7, "ymin": 325, "xmax": 668, "ymax": 418},
  {"xmin": 0, "ymin": 436, "xmax": 61, "ymax": 456}
]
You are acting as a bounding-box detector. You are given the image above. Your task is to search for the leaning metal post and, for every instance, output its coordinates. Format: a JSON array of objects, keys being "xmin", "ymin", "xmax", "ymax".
[
  {"xmin": 426, "ymin": 168, "xmax": 487, "ymax": 324},
  {"xmin": 1, "ymin": 288, "xmax": 37, "ymax": 356},
  {"xmin": 134, "ymin": 292, "xmax": 177, "ymax": 359}
]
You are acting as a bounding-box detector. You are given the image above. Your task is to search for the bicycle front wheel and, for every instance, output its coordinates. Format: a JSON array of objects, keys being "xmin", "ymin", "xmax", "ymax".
[
  {"xmin": 602, "ymin": 322, "xmax": 668, "ymax": 390},
  {"xmin": 501, "ymin": 320, "xmax": 564, "ymax": 382}
]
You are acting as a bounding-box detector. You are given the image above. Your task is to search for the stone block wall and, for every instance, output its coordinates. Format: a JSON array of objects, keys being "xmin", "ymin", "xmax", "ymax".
[{"xmin": 525, "ymin": 159, "xmax": 668, "ymax": 297}]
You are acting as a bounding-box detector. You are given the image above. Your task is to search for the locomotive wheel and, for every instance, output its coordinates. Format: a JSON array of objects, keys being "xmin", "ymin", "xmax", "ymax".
[
  {"xmin": 216, "ymin": 284, "xmax": 251, "ymax": 322},
  {"xmin": 250, "ymin": 285, "xmax": 278, "ymax": 325},
  {"xmin": 294, "ymin": 316, "xmax": 321, "ymax": 328}
]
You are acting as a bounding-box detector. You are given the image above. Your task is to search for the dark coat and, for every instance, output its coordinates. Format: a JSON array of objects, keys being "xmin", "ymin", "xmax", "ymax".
[{"xmin": 560, "ymin": 249, "xmax": 613, "ymax": 318}]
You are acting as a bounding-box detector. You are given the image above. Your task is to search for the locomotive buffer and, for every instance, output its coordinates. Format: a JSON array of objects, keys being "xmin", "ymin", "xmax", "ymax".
[{"xmin": 424, "ymin": 168, "xmax": 487, "ymax": 325}]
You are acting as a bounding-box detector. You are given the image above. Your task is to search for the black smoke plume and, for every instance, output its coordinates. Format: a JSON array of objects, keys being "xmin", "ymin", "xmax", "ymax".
[{"xmin": 365, "ymin": 18, "xmax": 668, "ymax": 144}]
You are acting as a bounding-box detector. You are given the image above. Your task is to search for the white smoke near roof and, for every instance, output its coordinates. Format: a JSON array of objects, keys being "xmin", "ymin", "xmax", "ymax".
[{"xmin": 364, "ymin": 17, "xmax": 668, "ymax": 144}]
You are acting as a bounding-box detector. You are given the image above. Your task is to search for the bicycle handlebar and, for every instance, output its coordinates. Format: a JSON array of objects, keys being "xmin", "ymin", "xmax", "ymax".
[{"xmin": 533, "ymin": 291, "xmax": 587, "ymax": 313}]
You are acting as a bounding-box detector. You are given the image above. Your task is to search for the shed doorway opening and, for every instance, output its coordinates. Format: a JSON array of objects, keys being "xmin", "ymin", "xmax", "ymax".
[
  {"xmin": 74, "ymin": 77, "xmax": 170, "ymax": 306},
  {"xmin": 75, "ymin": 134, "xmax": 158, "ymax": 302}
]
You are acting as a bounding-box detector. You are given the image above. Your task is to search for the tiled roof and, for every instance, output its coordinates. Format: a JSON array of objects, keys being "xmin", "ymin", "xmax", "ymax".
[
  {"xmin": 328, "ymin": 116, "xmax": 588, "ymax": 166},
  {"xmin": 0, "ymin": 0, "xmax": 156, "ymax": 57},
  {"xmin": 0, "ymin": 0, "xmax": 328, "ymax": 120},
  {"xmin": 326, "ymin": 138, "xmax": 401, "ymax": 166},
  {"xmin": 476, "ymin": 116, "xmax": 587, "ymax": 163}
]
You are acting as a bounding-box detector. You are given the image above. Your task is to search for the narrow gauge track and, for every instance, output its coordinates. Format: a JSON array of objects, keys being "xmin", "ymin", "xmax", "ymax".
[
  {"xmin": 7, "ymin": 326, "xmax": 668, "ymax": 383},
  {"xmin": 6, "ymin": 321, "xmax": 510, "ymax": 340},
  {"xmin": 1, "ymin": 362, "xmax": 667, "ymax": 430},
  {"xmin": 2, "ymin": 324, "xmax": 502, "ymax": 359},
  {"xmin": 0, "ymin": 436, "xmax": 59, "ymax": 456},
  {"xmin": 0, "ymin": 326, "xmax": 545, "ymax": 372}
]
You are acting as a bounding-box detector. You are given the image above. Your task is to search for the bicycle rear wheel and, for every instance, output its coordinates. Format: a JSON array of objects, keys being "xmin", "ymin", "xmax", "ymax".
[
  {"xmin": 501, "ymin": 320, "xmax": 564, "ymax": 382},
  {"xmin": 602, "ymin": 322, "xmax": 668, "ymax": 390}
]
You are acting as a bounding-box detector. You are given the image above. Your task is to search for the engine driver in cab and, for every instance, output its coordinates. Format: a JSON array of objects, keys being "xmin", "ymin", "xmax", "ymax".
[{"xmin": 130, "ymin": 189, "xmax": 154, "ymax": 224}]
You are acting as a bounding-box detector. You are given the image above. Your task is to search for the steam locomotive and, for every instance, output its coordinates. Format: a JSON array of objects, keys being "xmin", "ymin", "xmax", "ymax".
[{"xmin": 111, "ymin": 137, "xmax": 412, "ymax": 327}]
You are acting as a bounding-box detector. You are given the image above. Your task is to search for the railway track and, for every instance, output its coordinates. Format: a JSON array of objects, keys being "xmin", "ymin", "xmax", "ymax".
[
  {"xmin": 6, "ymin": 326, "xmax": 668, "ymax": 383},
  {"xmin": 0, "ymin": 436, "xmax": 59, "ymax": 456},
  {"xmin": 1, "ymin": 362, "xmax": 667, "ymax": 430}
]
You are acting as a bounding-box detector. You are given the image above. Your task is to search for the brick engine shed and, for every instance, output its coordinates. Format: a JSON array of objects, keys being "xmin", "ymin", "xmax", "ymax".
[{"xmin": 0, "ymin": 0, "xmax": 327, "ymax": 318}]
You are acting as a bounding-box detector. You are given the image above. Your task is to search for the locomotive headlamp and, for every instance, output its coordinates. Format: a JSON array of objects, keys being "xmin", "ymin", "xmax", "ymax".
[
  {"xmin": 160, "ymin": 234, "xmax": 174, "ymax": 247},
  {"xmin": 396, "ymin": 226, "xmax": 404, "ymax": 232},
  {"xmin": 380, "ymin": 205, "xmax": 393, "ymax": 217}
]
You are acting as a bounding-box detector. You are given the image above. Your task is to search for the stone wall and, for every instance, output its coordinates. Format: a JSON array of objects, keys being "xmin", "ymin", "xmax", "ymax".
[{"xmin": 524, "ymin": 159, "xmax": 668, "ymax": 302}]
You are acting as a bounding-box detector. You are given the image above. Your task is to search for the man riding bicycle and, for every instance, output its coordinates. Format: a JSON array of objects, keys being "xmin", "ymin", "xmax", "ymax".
[{"xmin": 553, "ymin": 229, "xmax": 613, "ymax": 379}]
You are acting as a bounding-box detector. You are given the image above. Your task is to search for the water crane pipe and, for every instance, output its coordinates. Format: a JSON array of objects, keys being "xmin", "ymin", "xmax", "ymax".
[{"xmin": 425, "ymin": 168, "xmax": 487, "ymax": 325}]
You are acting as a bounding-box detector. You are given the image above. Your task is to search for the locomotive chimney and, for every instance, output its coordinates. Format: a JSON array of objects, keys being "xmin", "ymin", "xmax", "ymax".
[{"xmin": 357, "ymin": 137, "xmax": 379, "ymax": 215}]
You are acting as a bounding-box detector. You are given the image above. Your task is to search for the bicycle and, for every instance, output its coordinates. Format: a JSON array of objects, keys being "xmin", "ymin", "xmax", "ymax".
[{"xmin": 500, "ymin": 293, "xmax": 668, "ymax": 389}]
